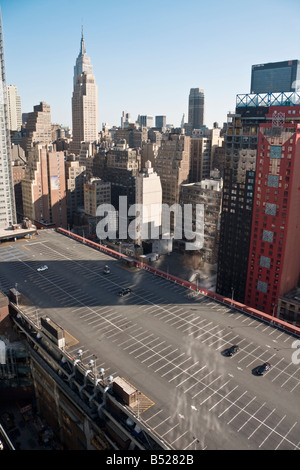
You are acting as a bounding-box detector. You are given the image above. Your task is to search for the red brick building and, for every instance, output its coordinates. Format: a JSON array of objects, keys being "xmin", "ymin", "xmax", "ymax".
[{"xmin": 245, "ymin": 106, "xmax": 300, "ymax": 316}]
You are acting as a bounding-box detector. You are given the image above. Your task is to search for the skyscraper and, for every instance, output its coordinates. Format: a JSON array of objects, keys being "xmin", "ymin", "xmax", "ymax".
[
  {"xmin": 121, "ymin": 111, "xmax": 130, "ymax": 129},
  {"xmin": 22, "ymin": 102, "xmax": 52, "ymax": 155},
  {"xmin": 155, "ymin": 115, "xmax": 166, "ymax": 129},
  {"xmin": 245, "ymin": 106, "xmax": 300, "ymax": 316},
  {"xmin": 71, "ymin": 29, "xmax": 98, "ymax": 156},
  {"xmin": 188, "ymin": 88, "xmax": 205, "ymax": 132},
  {"xmin": 6, "ymin": 85, "xmax": 22, "ymax": 132},
  {"xmin": 216, "ymin": 109, "xmax": 267, "ymax": 302},
  {"xmin": 154, "ymin": 130, "xmax": 190, "ymax": 232},
  {"xmin": 251, "ymin": 60, "xmax": 300, "ymax": 94},
  {"xmin": 0, "ymin": 12, "xmax": 16, "ymax": 228}
]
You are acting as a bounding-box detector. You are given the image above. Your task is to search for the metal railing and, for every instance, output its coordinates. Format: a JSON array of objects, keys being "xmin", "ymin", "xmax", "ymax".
[{"xmin": 236, "ymin": 92, "xmax": 300, "ymax": 108}]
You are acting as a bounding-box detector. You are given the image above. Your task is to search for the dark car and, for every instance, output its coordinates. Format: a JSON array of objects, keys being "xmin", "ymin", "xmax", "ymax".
[
  {"xmin": 255, "ymin": 362, "xmax": 271, "ymax": 375},
  {"xmin": 224, "ymin": 345, "xmax": 239, "ymax": 357},
  {"xmin": 118, "ymin": 288, "xmax": 131, "ymax": 297}
]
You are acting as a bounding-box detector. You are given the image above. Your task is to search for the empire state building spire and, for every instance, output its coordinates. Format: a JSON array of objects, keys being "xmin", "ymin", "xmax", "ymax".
[
  {"xmin": 71, "ymin": 28, "xmax": 98, "ymax": 156},
  {"xmin": 80, "ymin": 25, "xmax": 86, "ymax": 55},
  {"xmin": 73, "ymin": 27, "xmax": 93, "ymax": 86}
]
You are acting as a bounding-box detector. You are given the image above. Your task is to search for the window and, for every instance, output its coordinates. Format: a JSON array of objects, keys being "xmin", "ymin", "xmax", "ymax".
[
  {"xmin": 265, "ymin": 203, "xmax": 276, "ymax": 216},
  {"xmin": 263, "ymin": 230, "xmax": 274, "ymax": 243},
  {"xmin": 270, "ymin": 145, "xmax": 282, "ymax": 159},
  {"xmin": 268, "ymin": 175, "xmax": 279, "ymax": 188},
  {"xmin": 257, "ymin": 280, "xmax": 268, "ymax": 293},
  {"xmin": 260, "ymin": 256, "xmax": 271, "ymax": 268}
]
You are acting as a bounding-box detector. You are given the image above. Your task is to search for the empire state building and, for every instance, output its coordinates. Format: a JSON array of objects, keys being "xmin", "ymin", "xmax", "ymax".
[{"xmin": 71, "ymin": 29, "xmax": 98, "ymax": 156}]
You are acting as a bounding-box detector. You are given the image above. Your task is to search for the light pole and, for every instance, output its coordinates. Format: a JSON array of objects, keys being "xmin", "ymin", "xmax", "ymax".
[
  {"xmin": 272, "ymin": 304, "xmax": 278, "ymax": 320},
  {"xmin": 91, "ymin": 355, "xmax": 97, "ymax": 377},
  {"xmin": 15, "ymin": 283, "xmax": 19, "ymax": 307},
  {"xmin": 231, "ymin": 286, "xmax": 234, "ymax": 306},
  {"xmin": 77, "ymin": 349, "xmax": 83, "ymax": 362}
]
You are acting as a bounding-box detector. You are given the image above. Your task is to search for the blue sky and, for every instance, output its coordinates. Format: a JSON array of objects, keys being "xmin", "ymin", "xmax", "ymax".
[{"xmin": 1, "ymin": 0, "xmax": 300, "ymax": 130}]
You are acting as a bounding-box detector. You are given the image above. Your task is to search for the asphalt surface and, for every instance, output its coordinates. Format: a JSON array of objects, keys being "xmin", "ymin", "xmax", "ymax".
[{"xmin": 0, "ymin": 229, "xmax": 300, "ymax": 450}]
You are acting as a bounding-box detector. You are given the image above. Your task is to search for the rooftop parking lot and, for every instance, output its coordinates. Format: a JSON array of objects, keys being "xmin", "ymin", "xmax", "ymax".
[{"xmin": 0, "ymin": 229, "xmax": 300, "ymax": 450}]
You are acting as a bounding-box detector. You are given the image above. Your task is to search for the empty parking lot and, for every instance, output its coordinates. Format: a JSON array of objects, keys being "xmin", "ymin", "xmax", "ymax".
[{"xmin": 0, "ymin": 229, "xmax": 300, "ymax": 450}]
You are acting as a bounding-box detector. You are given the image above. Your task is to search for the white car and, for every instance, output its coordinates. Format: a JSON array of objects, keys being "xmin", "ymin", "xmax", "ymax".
[{"xmin": 37, "ymin": 265, "xmax": 48, "ymax": 272}]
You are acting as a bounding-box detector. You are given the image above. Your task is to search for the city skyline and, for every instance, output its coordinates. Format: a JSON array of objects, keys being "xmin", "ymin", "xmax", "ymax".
[{"xmin": 1, "ymin": 0, "xmax": 300, "ymax": 130}]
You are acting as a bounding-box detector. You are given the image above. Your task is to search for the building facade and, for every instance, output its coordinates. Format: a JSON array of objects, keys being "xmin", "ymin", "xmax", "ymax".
[
  {"xmin": 93, "ymin": 140, "xmax": 140, "ymax": 214},
  {"xmin": 84, "ymin": 178, "xmax": 111, "ymax": 236},
  {"xmin": 245, "ymin": 106, "xmax": 300, "ymax": 316},
  {"xmin": 6, "ymin": 85, "xmax": 22, "ymax": 132},
  {"xmin": 121, "ymin": 111, "xmax": 130, "ymax": 129},
  {"xmin": 180, "ymin": 177, "xmax": 222, "ymax": 264},
  {"xmin": 154, "ymin": 130, "xmax": 190, "ymax": 207},
  {"xmin": 71, "ymin": 30, "xmax": 98, "ymax": 156},
  {"xmin": 154, "ymin": 130, "xmax": 190, "ymax": 232},
  {"xmin": 65, "ymin": 157, "xmax": 86, "ymax": 227},
  {"xmin": 114, "ymin": 123, "xmax": 148, "ymax": 150},
  {"xmin": 84, "ymin": 178, "xmax": 111, "ymax": 218},
  {"xmin": 22, "ymin": 146, "xmax": 67, "ymax": 228},
  {"xmin": 188, "ymin": 88, "xmax": 205, "ymax": 132},
  {"xmin": 11, "ymin": 160, "xmax": 26, "ymax": 222},
  {"xmin": 216, "ymin": 168, "xmax": 255, "ymax": 301},
  {"xmin": 21, "ymin": 102, "xmax": 52, "ymax": 156},
  {"xmin": 189, "ymin": 127, "xmax": 222, "ymax": 182},
  {"xmin": 155, "ymin": 115, "xmax": 166, "ymax": 129},
  {"xmin": 251, "ymin": 60, "xmax": 300, "ymax": 94},
  {"xmin": 216, "ymin": 103, "xmax": 270, "ymax": 302},
  {"xmin": 135, "ymin": 161, "xmax": 162, "ymax": 244},
  {"xmin": 0, "ymin": 13, "xmax": 16, "ymax": 228},
  {"xmin": 137, "ymin": 115, "xmax": 154, "ymax": 128}
]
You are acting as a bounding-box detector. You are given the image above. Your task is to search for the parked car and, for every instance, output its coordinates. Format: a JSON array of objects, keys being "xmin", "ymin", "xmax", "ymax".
[
  {"xmin": 255, "ymin": 362, "xmax": 271, "ymax": 376},
  {"xmin": 224, "ymin": 345, "xmax": 239, "ymax": 357},
  {"xmin": 103, "ymin": 265, "xmax": 110, "ymax": 274},
  {"xmin": 118, "ymin": 288, "xmax": 131, "ymax": 297},
  {"xmin": 37, "ymin": 265, "xmax": 48, "ymax": 272}
]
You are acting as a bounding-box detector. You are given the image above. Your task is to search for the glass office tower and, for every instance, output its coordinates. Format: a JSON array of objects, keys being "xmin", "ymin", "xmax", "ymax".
[
  {"xmin": 251, "ymin": 60, "xmax": 300, "ymax": 94},
  {"xmin": 188, "ymin": 88, "xmax": 205, "ymax": 131}
]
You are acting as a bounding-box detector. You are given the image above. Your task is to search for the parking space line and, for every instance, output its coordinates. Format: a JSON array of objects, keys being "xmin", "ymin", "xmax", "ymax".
[
  {"xmin": 227, "ymin": 394, "xmax": 255, "ymax": 424},
  {"xmin": 237, "ymin": 401, "xmax": 265, "ymax": 432},
  {"xmin": 155, "ymin": 353, "xmax": 185, "ymax": 373},
  {"xmin": 134, "ymin": 341, "xmax": 166, "ymax": 359},
  {"xmin": 169, "ymin": 361, "xmax": 199, "ymax": 383},
  {"xmin": 176, "ymin": 365, "xmax": 205, "ymax": 388},
  {"xmin": 129, "ymin": 335, "xmax": 156, "ymax": 354},
  {"xmin": 147, "ymin": 348, "xmax": 179, "ymax": 368},
  {"xmin": 152, "ymin": 415, "xmax": 172, "ymax": 431},
  {"xmin": 108, "ymin": 323, "xmax": 138, "ymax": 340},
  {"xmin": 192, "ymin": 373, "xmax": 220, "ymax": 400},
  {"xmin": 161, "ymin": 422, "xmax": 180, "ymax": 438},
  {"xmin": 271, "ymin": 358, "xmax": 295, "ymax": 383},
  {"xmin": 209, "ymin": 385, "xmax": 239, "ymax": 412},
  {"xmin": 165, "ymin": 358, "xmax": 193, "ymax": 380},
  {"xmin": 139, "ymin": 344, "xmax": 170, "ymax": 362},
  {"xmin": 259, "ymin": 415, "xmax": 286, "ymax": 448},
  {"xmin": 218, "ymin": 391, "xmax": 248, "ymax": 419},
  {"xmin": 171, "ymin": 430, "xmax": 189, "ymax": 446}
]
